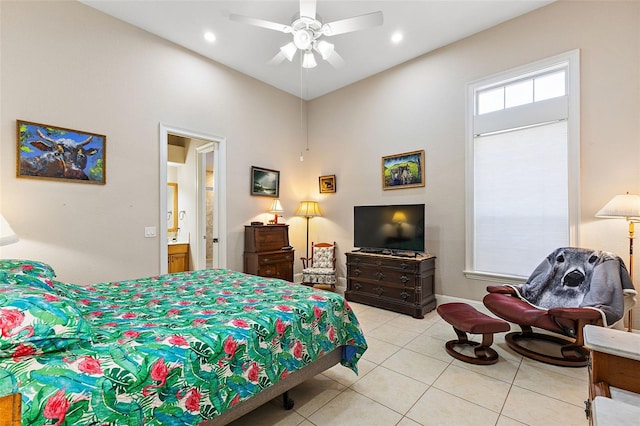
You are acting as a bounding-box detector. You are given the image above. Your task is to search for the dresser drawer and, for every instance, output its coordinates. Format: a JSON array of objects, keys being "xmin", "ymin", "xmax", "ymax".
[
  {"xmin": 259, "ymin": 252, "xmax": 294, "ymax": 265},
  {"xmin": 349, "ymin": 255, "xmax": 419, "ymax": 273},
  {"xmin": 349, "ymin": 278, "xmax": 416, "ymax": 303}
]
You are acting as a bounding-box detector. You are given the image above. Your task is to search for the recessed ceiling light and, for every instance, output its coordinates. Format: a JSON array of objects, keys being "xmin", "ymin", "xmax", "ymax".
[
  {"xmin": 391, "ymin": 32, "xmax": 403, "ymax": 44},
  {"xmin": 204, "ymin": 32, "xmax": 216, "ymax": 43}
]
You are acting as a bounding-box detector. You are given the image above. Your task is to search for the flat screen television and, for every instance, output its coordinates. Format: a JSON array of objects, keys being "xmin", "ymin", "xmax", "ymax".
[{"xmin": 354, "ymin": 204, "xmax": 425, "ymax": 254}]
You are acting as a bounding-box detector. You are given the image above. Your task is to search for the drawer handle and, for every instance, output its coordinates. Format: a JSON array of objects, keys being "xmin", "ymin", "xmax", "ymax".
[
  {"xmin": 354, "ymin": 268, "xmax": 361, "ymax": 276},
  {"xmin": 400, "ymin": 275, "xmax": 409, "ymax": 284},
  {"xmin": 375, "ymin": 271, "xmax": 384, "ymax": 281},
  {"xmin": 354, "ymin": 282, "xmax": 362, "ymax": 291},
  {"xmin": 375, "ymin": 260, "xmax": 382, "ymax": 266},
  {"xmin": 400, "ymin": 262, "xmax": 409, "ymax": 269},
  {"xmin": 374, "ymin": 286, "xmax": 385, "ymax": 296},
  {"xmin": 400, "ymin": 290, "xmax": 411, "ymax": 300}
]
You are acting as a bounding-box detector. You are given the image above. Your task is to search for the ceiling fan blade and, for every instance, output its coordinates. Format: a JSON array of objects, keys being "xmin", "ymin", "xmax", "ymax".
[
  {"xmin": 324, "ymin": 50, "xmax": 345, "ymax": 68},
  {"xmin": 322, "ymin": 11, "xmax": 383, "ymax": 36},
  {"xmin": 300, "ymin": 0, "xmax": 316, "ymax": 20},
  {"xmin": 229, "ymin": 14, "xmax": 292, "ymax": 33},
  {"xmin": 268, "ymin": 51, "xmax": 287, "ymax": 66}
]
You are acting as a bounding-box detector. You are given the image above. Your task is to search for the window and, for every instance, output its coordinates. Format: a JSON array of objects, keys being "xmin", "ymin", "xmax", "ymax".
[{"xmin": 466, "ymin": 51, "xmax": 580, "ymax": 281}]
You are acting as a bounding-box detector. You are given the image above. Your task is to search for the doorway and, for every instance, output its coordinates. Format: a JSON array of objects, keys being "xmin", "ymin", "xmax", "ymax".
[{"xmin": 159, "ymin": 124, "xmax": 227, "ymax": 274}]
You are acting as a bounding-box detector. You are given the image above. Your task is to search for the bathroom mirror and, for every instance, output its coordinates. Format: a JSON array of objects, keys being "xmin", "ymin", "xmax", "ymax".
[{"xmin": 168, "ymin": 182, "xmax": 178, "ymax": 232}]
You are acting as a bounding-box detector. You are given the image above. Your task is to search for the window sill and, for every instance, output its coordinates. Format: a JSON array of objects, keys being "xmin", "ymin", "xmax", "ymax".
[{"xmin": 463, "ymin": 270, "xmax": 527, "ymax": 285}]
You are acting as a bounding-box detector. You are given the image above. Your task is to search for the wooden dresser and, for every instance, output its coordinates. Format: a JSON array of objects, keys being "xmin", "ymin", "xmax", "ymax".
[
  {"xmin": 345, "ymin": 252, "xmax": 436, "ymax": 318},
  {"xmin": 243, "ymin": 225, "xmax": 294, "ymax": 282},
  {"xmin": 168, "ymin": 243, "xmax": 190, "ymax": 273}
]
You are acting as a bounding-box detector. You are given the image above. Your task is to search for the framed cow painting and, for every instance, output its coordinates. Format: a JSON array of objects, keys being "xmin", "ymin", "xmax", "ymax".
[
  {"xmin": 17, "ymin": 120, "xmax": 106, "ymax": 184},
  {"xmin": 381, "ymin": 150, "xmax": 425, "ymax": 190}
]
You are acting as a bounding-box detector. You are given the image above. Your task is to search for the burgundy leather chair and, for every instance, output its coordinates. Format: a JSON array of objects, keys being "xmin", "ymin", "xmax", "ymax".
[{"xmin": 483, "ymin": 247, "xmax": 636, "ymax": 367}]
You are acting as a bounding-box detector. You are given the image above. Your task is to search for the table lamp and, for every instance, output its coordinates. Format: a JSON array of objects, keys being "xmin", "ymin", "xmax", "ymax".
[{"xmin": 269, "ymin": 199, "xmax": 284, "ymax": 225}]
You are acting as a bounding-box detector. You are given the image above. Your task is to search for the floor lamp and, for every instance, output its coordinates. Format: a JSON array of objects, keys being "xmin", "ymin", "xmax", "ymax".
[
  {"xmin": 596, "ymin": 193, "xmax": 640, "ymax": 332},
  {"xmin": 295, "ymin": 201, "xmax": 322, "ymax": 260}
]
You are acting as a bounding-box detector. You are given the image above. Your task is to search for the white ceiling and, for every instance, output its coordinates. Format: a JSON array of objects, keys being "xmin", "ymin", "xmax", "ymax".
[{"xmin": 80, "ymin": 0, "xmax": 553, "ymax": 100}]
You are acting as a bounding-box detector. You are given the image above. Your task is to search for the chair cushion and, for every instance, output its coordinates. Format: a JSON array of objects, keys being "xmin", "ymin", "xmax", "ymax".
[
  {"xmin": 483, "ymin": 293, "xmax": 565, "ymax": 334},
  {"xmin": 312, "ymin": 247, "xmax": 334, "ymax": 269}
]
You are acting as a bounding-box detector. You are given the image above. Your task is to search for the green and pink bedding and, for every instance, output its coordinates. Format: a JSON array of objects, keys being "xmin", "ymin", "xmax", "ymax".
[{"xmin": 0, "ymin": 260, "xmax": 367, "ymax": 425}]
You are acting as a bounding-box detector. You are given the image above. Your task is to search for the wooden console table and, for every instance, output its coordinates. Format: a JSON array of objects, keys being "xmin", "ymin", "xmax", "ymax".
[{"xmin": 345, "ymin": 252, "xmax": 436, "ymax": 318}]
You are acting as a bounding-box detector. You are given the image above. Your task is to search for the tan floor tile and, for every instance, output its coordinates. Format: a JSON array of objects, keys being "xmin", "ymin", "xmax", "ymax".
[
  {"xmin": 520, "ymin": 356, "xmax": 588, "ymax": 381},
  {"xmin": 422, "ymin": 320, "xmax": 456, "ymax": 341},
  {"xmin": 514, "ymin": 362, "xmax": 588, "ymax": 406},
  {"xmin": 451, "ymin": 345, "xmax": 521, "ymax": 383},
  {"xmin": 433, "ymin": 364, "xmax": 511, "ymax": 412},
  {"xmin": 307, "ymin": 389, "xmax": 403, "ymax": 425},
  {"xmin": 227, "ymin": 397, "xmax": 306, "ymax": 425},
  {"xmin": 366, "ymin": 324, "xmax": 421, "ymax": 346},
  {"xmin": 397, "ymin": 417, "xmax": 422, "ymax": 426},
  {"xmin": 287, "ymin": 374, "xmax": 346, "ymax": 418},
  {"xmin": 404, "ymin": 332, "xmax": 453, "ymax": 363},
  {"xmin": 351, "ymin": 366, "xmax": 429, "ymax": 414},
  {"xmin": 496, "ymin": 415, "xmax": 527, "ymax": 426},
  {"xmin": 406, "ymin": 387, "xmax": 500, "ymax": 426},
  {"xmin": 386, "ymin": 312, "xmax": 439, "ymax": 333},
  {"xmin": 381, "ymin": 348, "xmax": 450, "ymax": 385},
  {"xmin": 501, "ymin": 386, "xmax": 588, "ymax": 426},
  {"xmin": 360, "ymin": 335, "xmax": 402, "ymax": 365},
  {"xmin": 321, "ymin": 358, "xmax": 376, "ymax": 387}
]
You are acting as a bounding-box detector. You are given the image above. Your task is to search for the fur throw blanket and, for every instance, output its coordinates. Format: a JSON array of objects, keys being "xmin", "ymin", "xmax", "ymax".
[{"xmin": 513, "ymin": 247, "xmax": 635, "ymax": 326}]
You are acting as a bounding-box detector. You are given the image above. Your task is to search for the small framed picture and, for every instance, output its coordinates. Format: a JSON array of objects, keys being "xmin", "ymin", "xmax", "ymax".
[
  {"xmin": 382, "ymin": 150, "xmax": 425, "ymax": 190},
  {"xmin": 251, "ymin": 166, "xmax": 280, "ymax": 197},
  {"xmin": 319, "ymin": 174, "xmax": 336, "ymax": 193},
  {"xmin": 17, "ymin": 120, "xmax": 106, "ymax": 184}
]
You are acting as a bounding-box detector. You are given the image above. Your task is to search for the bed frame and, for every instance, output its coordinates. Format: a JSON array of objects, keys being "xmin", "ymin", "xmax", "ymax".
[
  {"xmin": 208, "ymin": 346, "xmax": 343, "ymax": 425},
  {"xmin": 0, "ymin": 347, "xmax": 344, "ymax": 426}
]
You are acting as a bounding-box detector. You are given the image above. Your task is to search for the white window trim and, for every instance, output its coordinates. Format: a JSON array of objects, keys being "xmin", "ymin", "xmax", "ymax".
[{"xmin": 464, "ymin": 50, "xmax": 581, "ymax": 282}]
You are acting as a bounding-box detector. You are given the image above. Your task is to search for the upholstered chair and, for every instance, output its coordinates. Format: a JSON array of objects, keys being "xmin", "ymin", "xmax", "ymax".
[{"xmin": 301, "ymin": 242, "xmax": 337, "ymax": 290}]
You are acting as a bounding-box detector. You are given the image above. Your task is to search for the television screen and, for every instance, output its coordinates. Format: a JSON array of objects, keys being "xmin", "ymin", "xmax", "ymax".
[{"xmin": 354, "ymin": 204, "xmax": 425, "ymax": 253}]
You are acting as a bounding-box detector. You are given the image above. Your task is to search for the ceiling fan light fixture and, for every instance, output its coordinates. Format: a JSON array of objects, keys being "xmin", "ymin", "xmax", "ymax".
[
  {"xmin": 293, "ymin": 29, "xmax": 313, "ymax": 50},
  {"xmin": 302, "ymin": 51, "xmax": 317, "ymax": 68},
  {"xmin": 316, "ymin": 40, "xmax": 334, "ymax": 60},
  {"xmin": 280, "ymin": 42, "xmax": 297, "ymax": 61}
]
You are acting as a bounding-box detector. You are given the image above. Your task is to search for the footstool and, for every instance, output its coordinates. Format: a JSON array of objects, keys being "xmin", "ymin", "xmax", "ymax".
[{"xmin": 437, "ymin": 302, "xmax": 510, "ymax": 365}]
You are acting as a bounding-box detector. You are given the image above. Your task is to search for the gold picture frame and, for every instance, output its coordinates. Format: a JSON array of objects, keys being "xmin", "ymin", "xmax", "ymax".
[
  {"xmin": 319, "ymin": 174, "xmax": 336, "ymax": 193},
  {"xmin": 382, "ymin": 150, "xmax": 425, "ymax": 190}
]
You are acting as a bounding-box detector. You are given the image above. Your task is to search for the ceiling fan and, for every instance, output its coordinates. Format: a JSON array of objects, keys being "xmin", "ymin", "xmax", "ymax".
[{"xmin": 230, "ymin": 0, "xmax": 383, "ymax": 69}]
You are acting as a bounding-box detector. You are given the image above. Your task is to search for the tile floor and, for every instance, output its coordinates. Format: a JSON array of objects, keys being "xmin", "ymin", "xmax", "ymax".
[{"xmin": 229, "ymin": 302, "xmax": 590, "ymax": 426}]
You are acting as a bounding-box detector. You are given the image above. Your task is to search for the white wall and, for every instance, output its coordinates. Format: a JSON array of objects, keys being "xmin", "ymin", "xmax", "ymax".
[
  {"xmin": 0, "ymin": 0, "xmax": 305, "ymax": 283},
  {"xmin": 305, "ymin": 1, "xmax": 640, "ymax": 319}
]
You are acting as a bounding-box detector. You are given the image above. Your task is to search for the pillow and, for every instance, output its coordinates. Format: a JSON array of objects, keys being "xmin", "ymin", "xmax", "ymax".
[
  {"xmin": 0, "ymin": 284, "xmax": 93, "ymax": 359},
  {"xmin": 0, "ymin": 259, "xmax": 57, "ymax": 291}
]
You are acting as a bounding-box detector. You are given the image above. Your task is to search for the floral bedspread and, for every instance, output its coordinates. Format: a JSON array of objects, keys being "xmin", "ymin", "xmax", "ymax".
[{"xmin": 0, "ymin": 268, "xmax": 367, "ymax": 425}]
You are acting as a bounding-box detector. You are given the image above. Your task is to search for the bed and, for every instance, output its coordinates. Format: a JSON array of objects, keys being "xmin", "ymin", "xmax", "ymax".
[{"xmin": 0, "ymin": 260, "xmax": 368, "ymax": 425}]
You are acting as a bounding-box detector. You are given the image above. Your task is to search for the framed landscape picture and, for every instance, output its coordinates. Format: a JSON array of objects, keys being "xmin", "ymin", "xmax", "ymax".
[
  {"xmin": 251, "ymin": 166, "xmax": 280, "ymax": 197},
  {"xmin": 382, "ymin": 150, "xmax": 425, "ymax": 190},
  {"xmin": 319, "ymin": 174, "xmax": 336, "ymax": 193},
  {"xmin": 17, "ymin": 120, "xmax": 106, "ymax": 184}
]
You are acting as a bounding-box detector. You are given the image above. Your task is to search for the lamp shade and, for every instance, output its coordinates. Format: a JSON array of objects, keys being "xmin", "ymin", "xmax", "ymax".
[
  {"xmin": 269, "ymin": 199, "xmax": 284, "ymax": 213},
  {"xmin": 302, "ymin": 51, "xmax": 317, "ymax": 69},
  {"xmin": 295, "ymin": 201, "xmax": 322, "ymax": 218},
  {"xmin": 0, "ymin": 214, "xmax": 18, "ymax": 246},
  {"xmin": 595, "ymin": 193, "xmax": 640, "ymax": 219}
]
